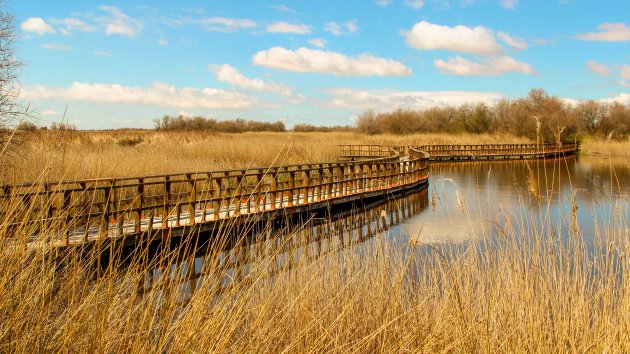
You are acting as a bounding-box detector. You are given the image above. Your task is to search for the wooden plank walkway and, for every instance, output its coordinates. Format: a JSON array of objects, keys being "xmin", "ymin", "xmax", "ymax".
[
  {"xmin": 1, "ymin": 143, "xmax": 579, "ymax": 248},
  {"xmin": 2, "ymin": 146, "xmax": 429, "ymax": 247}
]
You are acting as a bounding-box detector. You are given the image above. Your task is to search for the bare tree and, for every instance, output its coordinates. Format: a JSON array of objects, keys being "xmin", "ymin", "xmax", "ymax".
[{"xmin": 0, "ymin": 2, "xmax": 26, "ymax": 156}]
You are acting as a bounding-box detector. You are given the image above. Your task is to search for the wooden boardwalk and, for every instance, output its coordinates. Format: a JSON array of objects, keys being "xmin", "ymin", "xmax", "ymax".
[{"xmin": 1, "ymin": 143, "xmax": 579, "ymax": 248}]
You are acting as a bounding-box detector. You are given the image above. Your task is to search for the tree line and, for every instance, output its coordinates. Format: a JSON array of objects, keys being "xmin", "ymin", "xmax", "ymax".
[
  {"xmin": 356, "ymin": 89, "xmax": 630, "ymax": 140},
  {"xmin": 154, "ymin": 115, "xmax": 286, "ymax": 133}
]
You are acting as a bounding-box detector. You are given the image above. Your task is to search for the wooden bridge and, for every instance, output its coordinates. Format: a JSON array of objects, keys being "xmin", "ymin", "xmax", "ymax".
[
  {"xmin": 1, "ymin": 143, "xmax": 579, "ymax": 248},
  {"xmin": 339, "ymin": 142, "xmax": 580, "ymax": 161}
]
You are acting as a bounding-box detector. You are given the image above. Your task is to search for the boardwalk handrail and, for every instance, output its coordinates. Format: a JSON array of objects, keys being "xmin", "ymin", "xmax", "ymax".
[
  {"xmin": 1, "ymin": 146, "xmax": 430, "ymax": 245},
  {"xmin": 415, "ymin": 142, "xmax": 580, "ymax": 159}
]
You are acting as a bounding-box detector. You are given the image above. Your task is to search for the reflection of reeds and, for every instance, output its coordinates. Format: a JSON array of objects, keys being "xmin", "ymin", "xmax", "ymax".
[{"xmin": 0, "ymin": 133, "xmax": 628, "ymax": 352}]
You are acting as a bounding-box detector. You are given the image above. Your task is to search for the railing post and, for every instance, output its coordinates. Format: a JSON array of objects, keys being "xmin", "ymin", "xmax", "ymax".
[
  {"xmin": 187, "ymin": 174, "xmax": 196, "ymax": 225},
  {"xmin": 101, "ymin": 181, "xmax": 112, "ymax": 236},
  {"xmin": 135, "ymin": 178, "xmax": 144, "ymax": 233},
  {"xmin": 288, "ymin": 170, "xmax": 295, "ymax": 206}
]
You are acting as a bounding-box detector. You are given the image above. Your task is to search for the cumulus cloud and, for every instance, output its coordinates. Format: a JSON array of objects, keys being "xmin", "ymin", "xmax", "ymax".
[
  {"xmin": 620, "ymin": 65, "xmax": 630, "ymax": 80},
  {"xmin": 266, "ymin": 21, "xmax": 311, "ymax": 34},
  {"xmin": 99, "ymin": 6, "xmax": 142, "ymax": 37},
  {"xmin": 199, "ymin": 17, "xmax": 256, "ymax": 32},
  {"xmin": 434, "ymin": 55, "xmax": 535, "ymax": 75},
  {"xmin": 599, "ymin": 93, "xmax": 630, "ymax": 104},
  {"xmin": 252, "ymin": 47, "xmax": 412, "ymax": 77},
  {"xmin": 404, "ymin": 0, "xmax": 425, "ymax": 9},
  {"xmin": 158, "ymin": 37, "xmax": 168, "ymax": 46},
  {"xmin": 375, "ymin": 0, "xmax": 392, "ymax": 6},
  {"xmin": 576, "ymin": 23, "xmax": 630, "ymax": 42},
  {"xmin": 497, "ymin": 32, "xmax": 527, "ymax": 50},
  {"xmin": 20, "ymin": 18, "xmax": 55, "ymax": 35},
  {"xmin": 585, "ymin": 61, "xmax": 611, "ymax": 76},
  {"xmin": 327, "ymin": 88, "xmax": 504, "ymax": 110},
  {"xmin": 499, "ymin": 0, "xmax": 518, "ymax": 9},
  {"xmin": 94, "ymin": 50, "xmax": 112, "ymax": 57},
  {"xmin": 403, "ymin": 21, "xmax": 502, "ymax": 55},
  {"xmin": 324, "ymin": 21, "xmax": 358, "ymax": 36},
  {"xmin": 49, "ymin": 17, "xmax": 96, "ymax": 35},
  {"xmin": 41, "ymin": 43, "xmax": 72, "ymax": 51},
  {"xmin": 20, "ymin": 82, "xmax": 259, "ymax": 110},
  {"xmin": 308, "ymin": 38, "xmax": 327, "ymax": 48},
  {"xmin": 209, "ymin": 64, "xmax": 293, "ymax": 97}
]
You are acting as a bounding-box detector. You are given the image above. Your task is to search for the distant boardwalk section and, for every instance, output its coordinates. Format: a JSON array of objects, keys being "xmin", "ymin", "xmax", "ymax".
[{"xmin": 339, "ymin": 143, "xmax": 580, "ymax": 162}]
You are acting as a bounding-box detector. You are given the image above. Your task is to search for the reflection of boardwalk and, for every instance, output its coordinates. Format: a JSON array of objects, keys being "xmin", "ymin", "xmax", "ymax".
[
  {"xmin": 139, "ymin": 187, "xmax": 429, "ymax": 297},
  {"xmin": 2, "ymin": 143, "xmax": 579, "ymax": 248}
]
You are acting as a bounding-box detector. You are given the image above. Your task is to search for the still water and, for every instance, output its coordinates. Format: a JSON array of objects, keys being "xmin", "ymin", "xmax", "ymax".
[
  {"xmin": 142, "ymin": 155, "xmax": 630, "ymax": 293},
  {"xmin": 402, "ymin": 155, "xmax": 629, "ymax": 245}
]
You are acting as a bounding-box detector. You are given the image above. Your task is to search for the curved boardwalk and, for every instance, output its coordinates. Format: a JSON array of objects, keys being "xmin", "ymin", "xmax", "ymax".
[{"xmin": 1, "ymin": 143, "xmax": 579, "ymax": 248}]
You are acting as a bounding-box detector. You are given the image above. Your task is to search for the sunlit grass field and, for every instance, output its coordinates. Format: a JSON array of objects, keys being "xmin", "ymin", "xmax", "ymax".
[{"xmin": 0, "ymin": 130, "xmax": 628, "ymax": 352}]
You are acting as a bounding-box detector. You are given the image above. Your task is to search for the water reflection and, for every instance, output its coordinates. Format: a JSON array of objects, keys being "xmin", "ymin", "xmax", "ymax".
[
  {"xmin": 139, "ymin": 187, "xmax": 429, "ymax": 297},
  {"xmin": 402, "ymin": 156, "xmax": 630, "ymax": 245}
]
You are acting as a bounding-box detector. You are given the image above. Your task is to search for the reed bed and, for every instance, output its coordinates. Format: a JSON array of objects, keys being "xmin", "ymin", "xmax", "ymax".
[
  {"xmin": 0, "ymin": 131, "xmax": 628, "ymax": 352},
  {"xmin": 3, "ymin": 130, "xmax": 531, "ymax": 183}
]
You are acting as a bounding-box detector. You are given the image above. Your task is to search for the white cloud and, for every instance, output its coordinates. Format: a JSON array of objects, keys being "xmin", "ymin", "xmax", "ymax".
[
  {"xmin": 328, "ymin": 88, "xmax": 504, "ymax": 110},
  {"xmin": 199, "ymin": 17, "xmax": 256, "ymax": 32},
  {"xmin": 20, "ymin": 82, "xmax": 259, "ymax": 110},
  {"xmin": 403, "ymin": 21, "xmax": 502, "ymax": 55},
  {"xmin": 308, "ymin": 38, "xmax": 327, "ymax": 48},
  {"xmin": 375, "ymin": 0, "xmax": 393, "ymax": 6},
  {"xmin": 599, "ymin": 93, "xmax": 630, "ymax": 104},
  {"xmin": 50, "ymin": 17, "xmax": 96, "ymax": 35},
  {"xmin": 434, "ymin": 55, "xmax": 535, "ymax": 75},
  {"xmin": 266, "ymin": 21, "xmax": 311, "ymax": 34},
  {"xmin": 324, "ymin": 21, "xmax": 358, "ymax": 36},
  {"xmin": 252, "ymin": 47, "xmax": 412, "ymax": 77},
  {"xmin": 158, "ymin": 37, "xmax": 168, "ymax": 46},
  {"xmin": 585, "ymin": 61, "xmax": 611, "ymax": 76},
  {"xmin": 99, "ymin": 6, "xmax": 142, "ymax": 37},
  {"xmin": 404, "ymin": 0, "xmax": 425, "ymax": 9},
  {"xmin": 617, "ymin": 81, "xmax": 630, "ymax": 87},
  {"xmin": 20, "ymin": 18, "xmax": 55, "ymax": 35},
  {"xmin": 41, "ymin": 43, "xmax": 72, "ymax": 51},
  {"xmin": 209, "ymin": 64, "xmax": 293, "ymax": 97},
  {"xmin": 41, "ymin": 109, "xmax": 58, "ymax": 117},
  {"xmin": 499, "ymin": 0, "xmax": 518, "ymax": 9},
  {"xmin": 94, "ymin": 50, "xmax": 112, "ymax": 57},
  {"xmin": 576, "ymin": 23, "xmax": 630, "ymax": 42},
  {"xmin": 268, "ymin": 5, "xmax": 296, "ymax": 12},
  {"xmin": 620, "ymin": 65, "xmax": 630, "ymax": 80},
  {"xmin": 497, "ymin": 32, "xmax": 527, "ymax": 50}
]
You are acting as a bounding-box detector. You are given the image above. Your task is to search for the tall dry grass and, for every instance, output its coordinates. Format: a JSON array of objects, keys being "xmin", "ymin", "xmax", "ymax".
[
  {"xmin": 0, "ymin": 130, "xmax": 627, "ymax": 352},
  {"xmin": 3, "ymin": 130, "xmax": 533, "ymax": 183}
]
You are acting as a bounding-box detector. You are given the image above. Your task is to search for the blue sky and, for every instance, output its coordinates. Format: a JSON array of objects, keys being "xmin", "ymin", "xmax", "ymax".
[{"xmin": 12, "ymin": 0, "xmax": 630, "ymax": 129}]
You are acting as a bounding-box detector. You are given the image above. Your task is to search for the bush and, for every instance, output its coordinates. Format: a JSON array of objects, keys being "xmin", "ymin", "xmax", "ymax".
[
  {"xmin": 117, "ymin": 137, "xmax": 143, "ymax": 147},
  {"xmin": 16, "ymin": 121, "xmax": 37, "ymax": 131}
]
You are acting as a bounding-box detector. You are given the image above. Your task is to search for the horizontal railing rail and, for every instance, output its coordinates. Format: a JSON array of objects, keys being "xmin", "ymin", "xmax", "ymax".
[
  {"xmin": 415, "ymin": 143, "xmax": 580, "ymax": 158},
  {"xmin": 2, "ymin": 146, "xmax": 430, "ymax": 246}
]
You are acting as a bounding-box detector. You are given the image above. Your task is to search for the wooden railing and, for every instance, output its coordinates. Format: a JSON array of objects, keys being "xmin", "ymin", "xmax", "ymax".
[
  {"xmin": 338, "ymin": 145, "xmax": 397, "ymax": 159},
  {"xmin": 1, "ymin": 147, "xmax": 430, "ymax": 245},
  {"xmin": 415, "ymin": 143, "xmax": 580, "ymax": 160}
]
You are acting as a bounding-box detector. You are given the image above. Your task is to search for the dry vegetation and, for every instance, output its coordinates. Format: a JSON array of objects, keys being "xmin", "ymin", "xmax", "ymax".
[
  {"xmin": 2, "ymin": 129, "xmax": 627, "ymax": 183},
  {"xmin": 2, "ymin": 130, "xmax": 539, "ymax": 183},
  {"xmin": 0, "ymin": 130, "xmax": 628, "ymax": 352}
]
